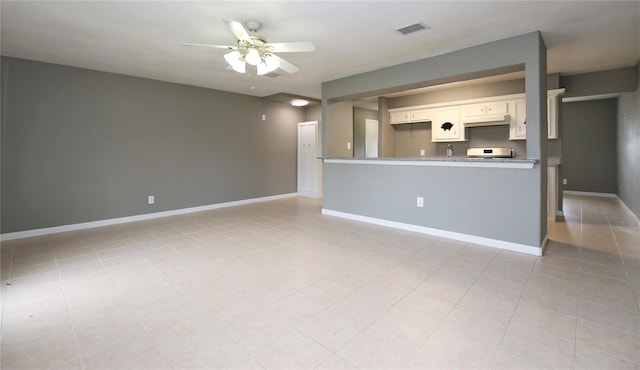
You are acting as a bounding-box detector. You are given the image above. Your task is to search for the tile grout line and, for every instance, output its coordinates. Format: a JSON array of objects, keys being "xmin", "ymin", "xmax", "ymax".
[
  {"xmin": 400, "ymin": 242, "xmax": 493, "ymax": 368},
  {"xmin": 0, "ymin": 244, "xmax": 15, "ymax": 335},
  {"xmin": 485, "ymin": 250, "xmax": 541, "ymax": 370},
  {"xmin": 607, "ymin": 206, "xmax": 640, "ymax": 313},
  {"xmin": 52, "ymin": 236, "xmax": 88, "ymax": 370},
  {"xmin": 91, "ymin": 245, "xmax": 180, "ymax": 369}
]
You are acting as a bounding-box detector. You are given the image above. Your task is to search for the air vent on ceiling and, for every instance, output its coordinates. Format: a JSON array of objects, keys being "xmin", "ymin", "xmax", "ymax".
[{"xmin": 397, "ymin": 22, "xmax": 430, "ymax": 35}]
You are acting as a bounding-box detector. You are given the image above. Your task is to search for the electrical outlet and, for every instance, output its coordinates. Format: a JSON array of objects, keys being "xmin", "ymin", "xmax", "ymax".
[
  {"xmin": 417, "ymin": 197, "xmax": 424, "ymax": 208},
  {"xmin": 147, "ymin": 195, "xmax": 155, "ymax": 205},
  {"xmin": 261, "ymin": 114, "xmax": 266, "ymax": 121},
  {"xmin": 563, "ymin": 178, "xmax": 568, "ymax": 185},
  {"xmin": 347, "ymin": 142, "xmax": 351, "ymax": 150},
  {"xmin": 420, "ymin": 149, "xmax": 425, "ymax": 157}
]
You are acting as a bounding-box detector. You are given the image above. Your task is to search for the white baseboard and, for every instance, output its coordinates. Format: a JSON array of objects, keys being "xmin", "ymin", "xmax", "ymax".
[
  {"xmin": 1, "ymin": 193, "xmax": 297, "ymax": 241},
  {"xmin": 616, "ymin": 195, "xmax": 640, "ymax": 227},
  {"xmin": 297, "ymin": 189, "xmax": 321, "ymax": 199},
  {"xmin": 321, "ymin": 209, "xmax": 543, "ymax": 256}
]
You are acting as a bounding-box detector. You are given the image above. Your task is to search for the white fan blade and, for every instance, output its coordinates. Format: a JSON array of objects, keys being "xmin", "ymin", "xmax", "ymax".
[
  {"xmin": 223, "ymin": 19, "xmax": 252, "ymax": 42},
  {"xmin": 271, "ymin": 54, "xmax": 299, "ymax": 73},
  {"xmin": 181, "ymin": 43, "xmax": 236, "ymax": 50},
  {"xmin": 267, "ymin": 42, "xmax": 315, "ymax": 53}
]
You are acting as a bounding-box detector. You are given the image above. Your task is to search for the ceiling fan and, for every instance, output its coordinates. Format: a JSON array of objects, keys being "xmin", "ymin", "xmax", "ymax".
[{"xmin": 182, "ymin": 19, "xmax": 315, "ymax": 75}]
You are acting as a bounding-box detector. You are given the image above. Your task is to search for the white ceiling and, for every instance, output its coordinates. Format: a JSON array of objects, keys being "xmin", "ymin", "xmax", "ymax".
[{"xmin": 2, "ymin": 1, "xmax": 639, "ymax": 100}]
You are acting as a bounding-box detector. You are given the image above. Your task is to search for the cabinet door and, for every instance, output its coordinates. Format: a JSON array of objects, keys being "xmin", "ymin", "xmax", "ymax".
[
  {"xmin": 390, "ymin": 111, "xmax": 409, "ymax": 124},
  {"xmin": 464, "ymin": 105, "xmax": 486, "ymax": 117},
  {"xmin": 509, "ymin": 99, "xmax": 558, "ymax": 140},
  {"xmin": 548, "ymin": 96, "xmax": 558, "ymax": 139},
  {"xmin": 432, "ymin": 108, "xmax": 463, "ymax": 142},
  {"xmin": 409, "ymin": 109, "xmax": 431, "ymax": 122},
  {"xmin": 511, "ymin": 100, "xmax": 527, "ymax": 140},
  {"xmin": 485, "ymin": 101, "xmax": 508, "ymax": 115}
]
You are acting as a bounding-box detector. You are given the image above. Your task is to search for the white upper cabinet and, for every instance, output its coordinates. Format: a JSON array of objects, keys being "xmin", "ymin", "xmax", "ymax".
[
  {"xmin": 510, "ymin": 99, "xmax": 527, "ymax": 140},
  {"xmin": 508, "ymin": 89, "xmax": 565, "ymax": 140},
  {"xmin": 390, "ymin": 109, "xmax": 431, "ymax": 124},
  {"xmin": 431, "ymin": 108, "xmax": 465, "ymax": 142},
  {"xmin": 547, "ymin": 95, "xmax": 560, "ymax": 139},
  {"xmin": 390, "ymin": 111, "xmax": 410, "ymax": 124},
  {"xmin": 409, "ymin": 109, "xmax": 431, "ymax": 122},
  {"xmin": 462, "ymin": 101, "xmax": 509, "ymax": 124},
  {"xmin": 388, "ymin": 88, "xmax": 564, "ymax": 142}
]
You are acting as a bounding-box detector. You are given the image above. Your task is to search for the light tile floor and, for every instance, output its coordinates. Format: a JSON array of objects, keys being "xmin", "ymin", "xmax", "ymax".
[{"xmin": 1, "ymin": 194, "xmax": 639, "ymax": 369}]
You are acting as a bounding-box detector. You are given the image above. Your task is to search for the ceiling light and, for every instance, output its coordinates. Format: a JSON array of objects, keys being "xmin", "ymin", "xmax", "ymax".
[
  {"xmin": 291, "ymin": 99, "xmax": 309, "ymax": 107},
  {"xmin": 257, "ymin": 55, "xmax": 280, "ymax": 76},
  {"xmin": 264, "ymin": 55, "xmax": 279, "ymax": 71},
  {"xmin": 245, "ymin": 48, "xmax": 262, "ymax": 66},
  {"xmin": 224, "ymin": 51, "xmax": 245, "ymax": 73}
]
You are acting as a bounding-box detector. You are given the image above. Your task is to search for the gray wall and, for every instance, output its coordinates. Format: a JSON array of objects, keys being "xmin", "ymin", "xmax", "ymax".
[
  {"xmin": 325, "ymin": 100, "xmax": 353, "ymax": 157},
  {"xmin": 617, "ymin": 63, "xmax": 640, "ymax": 220},
  {"xmin": 322, "ymin": 32, "xmax": 548, "ymax": 251},
  {"xmin": 388, "ymin": 79, "xmax": 526, "ymax": 109},
  {"xmin": 378, "ymin": 97, "xmax": 395, "ymax": 158},
  {"xmin": 1, "ymin": 57, "xmax": 305, "ymax": 233},
  {"xmin": 394, "ymin": 122, "xmax": 433, "ymax": 158},
  {"xmin": 353, "ymin": 107, "xmax": 378, "ymax": 158},
  {"xmin": 323, "ymin": 162, "xmax": 543, "ymax": 247},
  {"xmin": 562, "ymin": 99, "xmax": 618, "ymax": 193},
  {"xmin": 561, "ymin": 67, "xmax": 638, "ymax": 98}
]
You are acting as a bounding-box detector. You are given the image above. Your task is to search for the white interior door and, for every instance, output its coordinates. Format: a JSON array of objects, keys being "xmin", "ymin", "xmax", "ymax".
[
  {"xmin": 297, "ymin": 121, "xmax": 318, "ymax": 198},
  {"xmin": 365, "ymin": 119, "xmax": 379, "ymax": 158}
]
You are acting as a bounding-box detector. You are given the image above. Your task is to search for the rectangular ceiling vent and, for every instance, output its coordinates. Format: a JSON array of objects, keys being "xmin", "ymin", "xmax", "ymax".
[{"xmin": 397, "ymin": 22, "xmax": 430, "ymax": 36}]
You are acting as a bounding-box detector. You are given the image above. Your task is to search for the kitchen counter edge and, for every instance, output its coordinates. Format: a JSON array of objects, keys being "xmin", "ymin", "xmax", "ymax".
[{"xmin": 321, "ymin": 157, "xmax": 539, "ymax": 169}]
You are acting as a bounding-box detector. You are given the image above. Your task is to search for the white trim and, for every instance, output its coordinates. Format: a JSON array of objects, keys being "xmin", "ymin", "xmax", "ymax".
[
  {"xmin": 1, "ymin": 193, "xmax": 297, "ymax": 241},
  {"xmin": 616, "ymin": 195, "xmax": 640, "ymax": 227},
  {"xmin": 563, "ymin": 190, "xmax": 617, "ymax": 198},
  {"xmin": 322, "ymin": 208, "xmax": 543, "ymax": 256},
  {"xmin": 297, "ymin": 190, "xmax": 321, "ymax": 199},
  {"xmin": 562, "ymin": 93, "xmax": 619, "ymax": 103},
  {"xmin": 323, "ymin": 158, "xmax": 535, "ymax": 169},
  {"xmin": 540, "ymin": 234, "xmax": 549, "ymax": 255}
]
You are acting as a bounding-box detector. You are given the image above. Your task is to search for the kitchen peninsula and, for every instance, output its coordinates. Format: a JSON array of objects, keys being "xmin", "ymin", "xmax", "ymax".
[
  {"xmin": 321, "ymin": 32, "xmax": 550, "ymax": 256},
  {"xmin": 323, "ymin": 156, "xmax": 536, "ymax": 168}
]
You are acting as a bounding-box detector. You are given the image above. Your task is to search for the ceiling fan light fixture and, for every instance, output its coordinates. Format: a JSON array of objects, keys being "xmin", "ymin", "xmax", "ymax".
[
  {"xmin": 224, "ymin": 51, "xmax": 246, "ymax": 73},
  {"xmin": 265, "ymin": 55, "xmax": 279, "ymax": 71},
  {"xmin": 245, "ymin": 48, "xmax": 262, "ymax": 66},
  {"xmin": 257, "ymin": 62, "xmax": 269, "ymax": 75},
  {"xmin": 257, "ymin": 55, "xmax": 279, "ymax": 75}
]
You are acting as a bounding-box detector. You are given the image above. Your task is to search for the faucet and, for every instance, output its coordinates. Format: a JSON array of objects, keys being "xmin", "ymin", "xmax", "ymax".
[{"xmin": 446, "ymin": 144, "xmax": 454, "ymax": 157}]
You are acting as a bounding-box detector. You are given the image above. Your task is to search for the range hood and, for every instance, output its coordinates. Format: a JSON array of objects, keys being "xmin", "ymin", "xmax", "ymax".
[{"xmin": 463, "ymin": 114, "xmax": 510, "ymax": 127}]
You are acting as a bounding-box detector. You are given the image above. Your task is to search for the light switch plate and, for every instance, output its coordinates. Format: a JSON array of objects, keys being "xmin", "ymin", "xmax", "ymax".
[{"xmin": 148, "ymin": 195, "xmax": 155, "ymax": 205}]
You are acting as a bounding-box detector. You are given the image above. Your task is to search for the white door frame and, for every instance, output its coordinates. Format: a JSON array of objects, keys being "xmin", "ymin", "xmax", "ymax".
[
  {"xmin": 297, "ymin": 121, "xmax": 320, "ymax": 198},
  {"xmin": 365, "ymin": 119, "xmax": 379, "ymax": 158}
]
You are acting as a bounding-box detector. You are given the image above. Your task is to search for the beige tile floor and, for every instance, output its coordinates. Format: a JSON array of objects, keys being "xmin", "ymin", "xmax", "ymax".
[{"xmin": 1, "ymin": 194, "xmax": 639, "ymax": 369}]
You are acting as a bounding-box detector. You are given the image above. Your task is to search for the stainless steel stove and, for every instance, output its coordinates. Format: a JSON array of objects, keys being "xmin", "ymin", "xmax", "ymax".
[{"xmin": 467, "ymin": 147, "xmax": 514, "ymax": 158}]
